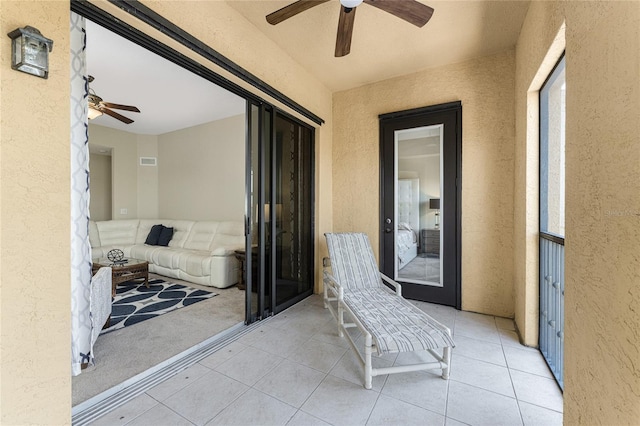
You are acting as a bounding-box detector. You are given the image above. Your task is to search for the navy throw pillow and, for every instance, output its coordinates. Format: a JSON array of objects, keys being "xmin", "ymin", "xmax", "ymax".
[
  {"xmin": 145, "ymin": 224, "xmax": 164, "ymax": 245},
  {"xmin": 158, "ymin": 226, "xmax": 174, "ymax": 246}
]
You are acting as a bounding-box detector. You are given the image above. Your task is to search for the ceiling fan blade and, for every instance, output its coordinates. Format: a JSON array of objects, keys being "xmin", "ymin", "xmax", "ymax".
[
  {"xmin": 102, "ymin": 102, "xmax": 140, "ymax": 113},
  {"xmin": 266, "ymin": 0, "xmax": 330, "ymax": 25},
  {"xmin": 335, "ymin": 7, "xmax": 357, "ymax": 57},
  {"xmin": 364, "ymin": 0, "xmax": 434, "ymax": 27},
  {"xmin": 102, "ymin": 108, "xmax": 134, "ymax": 124}
]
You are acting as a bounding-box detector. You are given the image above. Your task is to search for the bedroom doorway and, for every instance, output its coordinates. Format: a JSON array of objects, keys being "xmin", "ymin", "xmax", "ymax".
[{"xmin": 379, "ymin": 102, "xmax": 461, "ymax": 309}]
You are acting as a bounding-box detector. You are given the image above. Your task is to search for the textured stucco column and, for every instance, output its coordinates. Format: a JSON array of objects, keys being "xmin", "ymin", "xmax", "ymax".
[{"xmin": 0, "ymin": 1, "xmax": 72, "ymax": 423}]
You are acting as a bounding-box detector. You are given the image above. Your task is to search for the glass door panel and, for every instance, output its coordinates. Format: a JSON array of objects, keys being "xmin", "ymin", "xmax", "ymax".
[{"xmin": 395, "ymin": 125, "xmax": 443, "ymax": 287}]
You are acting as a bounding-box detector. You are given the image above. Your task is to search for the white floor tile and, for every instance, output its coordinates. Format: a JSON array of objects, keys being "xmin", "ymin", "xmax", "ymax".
[
  {"xmin": 147, "ymin": 363, "xmax": 212, "ymax": 402},
  {"xmin": 445, "ymin": 417, "xmax": 471, "ymax": 426},
  {"xmin": 288, "ymin": 338, "xmax": 347, "ymax": 373},
  {"xmin": 126, "ymin": 404, "xmax": 194, "ymax": 426},
  {"xmin": 518, "ymin": 401, "xmax": 563, "ymax": 426},
  {"xmin": 503, "ymin": 345, "xmax": 553, "ymax": 378},
  {"xmin": 446, "ymin": 381, "xmax": 523, "ymax": 426},
  {"xmin": 367, "ymin": 394, "xmax": 445, "ymax": 426},
  {"xmin": 510, "ymin": 370, "xmax": 563, "ymax": 412},
  {"xmin": 450, "ymin": 335, "xmax": 506, "ymax": 366},
  {"xmin": 162, "ymin": 370, "xmax": 248, "ymax": 425},
  {"xmin": 450, "ymin": 355, "xmax": 515, "ymax": 397},
  {"xmin": 214, "ymin": 345, "xmax": 284, "ymax": 386},
  {"xmin": 301, "ymin": 375, "xmax": 379, "ymax": 425},
  {"xmin": 381, "ymin": 370, "xmax": 449, "ymax": 415},
  {"xmin": 248, "ymin": 326, "xmax": 312, "ymax": 358},
  {"xmin": 206, "ymin": 388, "xmax": 296, "ymax": 426},
  {"xmin": 197, "ymin": 340, "xmax": 247, "ymax": 370},
  {"xmin": 287, "ymin": 410, "xmax": 331, "ymax": 426},
  {"xmin": 454, "ymin": 319, "xmax": 501, "ymax": 344},
  {"xmin": 89, "ymin": 394, "xmax": 158, "ymax": 426},
  {"xmin": 330, "ymin": 351, "xmax": 391, "ymax": 391},
  {"xmin": 254, "ymin": 359, "xmax": 326, "ymax": 408}
]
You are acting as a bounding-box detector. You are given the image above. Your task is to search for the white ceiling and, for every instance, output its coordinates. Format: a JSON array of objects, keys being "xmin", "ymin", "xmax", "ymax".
[
  {"xmin": 85, "ymin": 1, "xmax": 530, "ymax": 135},
  {"xmin": 227, "ymin": 0, "xmax": 531, "ymax": 92},
  {"xmin": 86, "ymin": 20, "xmax": 245, "ymax": 136}
]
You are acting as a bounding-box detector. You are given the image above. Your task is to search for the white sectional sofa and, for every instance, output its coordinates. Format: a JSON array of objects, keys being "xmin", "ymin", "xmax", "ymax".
[{"xmin": 89, "ymin": 219, "xmax": 245, "ymax": 289}]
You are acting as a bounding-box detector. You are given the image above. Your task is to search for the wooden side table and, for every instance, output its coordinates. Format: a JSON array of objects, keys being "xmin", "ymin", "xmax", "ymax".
[{"xmin": 234, "ymin": 250, "xmax": 246, "ymax": 290}]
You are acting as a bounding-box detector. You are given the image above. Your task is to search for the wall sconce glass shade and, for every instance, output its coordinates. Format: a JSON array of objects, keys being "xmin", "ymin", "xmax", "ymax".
[
  {"xmin": 7, "ymin": 26, "xmax": 54, "ymax": 79},
  {"xmin": 87, "ymin": 107, "xmax": 103, "ymax": 120}
]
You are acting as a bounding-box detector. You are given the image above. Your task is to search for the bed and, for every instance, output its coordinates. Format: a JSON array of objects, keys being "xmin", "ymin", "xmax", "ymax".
[{"xmin": 397, "ymin": 178, "xmax": 420, "ymax": 270}]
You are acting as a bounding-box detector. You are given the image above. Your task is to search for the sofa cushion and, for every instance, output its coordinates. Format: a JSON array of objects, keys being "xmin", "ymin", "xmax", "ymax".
[
  {"xmin": 210, "ymin": 221, "xmax": 245, "ymax": 251},
  {"xmin": 96, "ymin": 220, "xmax": 140, "ymax": 247},
  {"xmin": 183, "ymin": 221, "xmax": 219, "ymax": 251},
  {"xmin": 158, "ymin": 226, "xmax": 174, "ymax": 246},
  {"xmin": 145, "ymin": 224, "xmax": 164, "ymax": 245}
]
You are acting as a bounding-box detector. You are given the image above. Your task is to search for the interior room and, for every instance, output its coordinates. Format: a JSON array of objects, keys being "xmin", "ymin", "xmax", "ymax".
[
  {"xmin": 1, "ymin": 1, "xmax": 639, "ymax": 425},
  {"xmin": 72, "ymin": 20, "xmax": 249, "ymax": 404}
]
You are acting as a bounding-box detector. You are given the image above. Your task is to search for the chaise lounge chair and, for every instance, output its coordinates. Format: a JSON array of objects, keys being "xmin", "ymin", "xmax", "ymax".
[{"xmin": 323, "ymin": 232, "xmax": 454, "ymax": 389}]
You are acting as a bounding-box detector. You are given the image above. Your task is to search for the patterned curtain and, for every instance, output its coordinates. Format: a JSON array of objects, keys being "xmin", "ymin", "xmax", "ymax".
[{"xmin": 70, "ymin": 12, "xmax": 93, "ymax": 376}]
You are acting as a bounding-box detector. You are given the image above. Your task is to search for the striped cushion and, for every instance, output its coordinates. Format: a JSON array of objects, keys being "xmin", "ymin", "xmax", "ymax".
[
  {"xmin": 325, "ymin": 233, "xmax": 381, "ymax": 291},
  {"xmin": 344, "ymin": 287, "xmax": 455, "ymax": 354},
  {"xmin": 325, "ymin": 232, "xmax": 455, "ymax": 355}
]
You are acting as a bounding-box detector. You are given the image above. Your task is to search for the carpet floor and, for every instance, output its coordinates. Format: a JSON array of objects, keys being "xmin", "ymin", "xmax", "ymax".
[
  {"xmin": 72, "ymin": 274, "xmax": 244, "ymax": 406},
  {"xmin": 397, "ymin": 254, "xmax": 441, "ymax": 283}
]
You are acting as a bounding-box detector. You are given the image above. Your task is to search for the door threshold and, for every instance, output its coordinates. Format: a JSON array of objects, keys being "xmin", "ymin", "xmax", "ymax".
[{"xmin": 72, "ymin": 319, "xmax": 267, "ymax": 425}]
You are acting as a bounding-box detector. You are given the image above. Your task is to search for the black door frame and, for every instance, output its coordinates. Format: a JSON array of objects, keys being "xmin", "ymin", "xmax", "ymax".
[{"xmin": 379, "ymin": 101, "xmax": 462, "ymax": 309}]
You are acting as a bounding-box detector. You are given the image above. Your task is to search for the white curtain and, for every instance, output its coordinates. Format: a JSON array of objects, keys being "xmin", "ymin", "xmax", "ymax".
[{"xmin": 70, "ymin": 12, "xmax": 93, "ymax": 376}]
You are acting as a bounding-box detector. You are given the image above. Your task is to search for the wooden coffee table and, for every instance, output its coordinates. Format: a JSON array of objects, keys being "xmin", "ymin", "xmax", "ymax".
[{"xmin": 92, "ymin": 258, "xmax": 149, "ymax": 296}]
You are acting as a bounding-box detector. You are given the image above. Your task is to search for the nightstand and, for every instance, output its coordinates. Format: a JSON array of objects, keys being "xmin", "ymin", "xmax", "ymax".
[{"xmin": 421, "ymin": 228, "xmax": 440, "ymax": 257}]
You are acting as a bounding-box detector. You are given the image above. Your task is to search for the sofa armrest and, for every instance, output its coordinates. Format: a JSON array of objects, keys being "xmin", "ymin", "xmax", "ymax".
[{"xmin": 211, "ymin": 246, "xmax": 242, "ymax": 256}]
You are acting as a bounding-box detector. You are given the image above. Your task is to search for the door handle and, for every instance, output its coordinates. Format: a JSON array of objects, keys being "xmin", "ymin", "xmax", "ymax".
[{"xmin": 385, "ymin": 227, "xmax": 393, "ymax": 233}]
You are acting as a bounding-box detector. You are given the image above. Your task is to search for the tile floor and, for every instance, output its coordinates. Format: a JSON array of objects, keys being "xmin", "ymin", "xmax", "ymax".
[{"xmin": 88, "ymin": 295, "xmax": 563, "ymax": 426}]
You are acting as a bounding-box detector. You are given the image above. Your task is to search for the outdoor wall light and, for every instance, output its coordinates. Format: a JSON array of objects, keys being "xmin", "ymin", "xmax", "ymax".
[{"xmin": 7, "ymin": 26, "xmax": 54, "ymax": 79}]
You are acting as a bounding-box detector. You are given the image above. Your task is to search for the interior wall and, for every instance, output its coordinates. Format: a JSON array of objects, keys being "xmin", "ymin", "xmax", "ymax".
[
  {"xmin": 333, "ymin": 50, "xmax": 516, "ymax": 317},
  {"xmin": 515, "ymin": 1, "xmax": 640, "ymax": 423},
  {"xmin": 137, "ymin": 134, "xmax": 159, "ymax": 218},
  {"xmin": 0, "ymin": 1, "xmax": 71, "ymax": 423},
  {"xmin": 157, "ymin": 114, "xmax": 245, "ymax": 221},
  {"xmin": 399, "ymin": 155, "xmax": 440, "ymax": 230},
  {"xmin": 88, "ymin": 124, "xmax": 140, "ymax": 219},
  {"xmin": 89, "ymin": 153, "xmax": 113, "ymax": 221}
]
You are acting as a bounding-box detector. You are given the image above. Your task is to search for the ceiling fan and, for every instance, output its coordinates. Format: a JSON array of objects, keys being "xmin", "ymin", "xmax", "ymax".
[
  {"xmin": 87, "ymin": 75, "xmax": 140, "ymax": 124},
  {"xmin": 266, "ymin": 0, "xmax": 434, "ymax": 57}
]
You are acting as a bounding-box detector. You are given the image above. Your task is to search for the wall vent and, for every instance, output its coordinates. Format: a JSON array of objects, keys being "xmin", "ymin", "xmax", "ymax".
[{"xmin": 140, "ymin": 157, "xmax": 157, "ymax": 166}]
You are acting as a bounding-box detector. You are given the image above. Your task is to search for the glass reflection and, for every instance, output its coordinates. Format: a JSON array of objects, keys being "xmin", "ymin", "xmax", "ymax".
[{"xmin": 395, "ymin": 125, "xmax": 443, "ymax": 287}]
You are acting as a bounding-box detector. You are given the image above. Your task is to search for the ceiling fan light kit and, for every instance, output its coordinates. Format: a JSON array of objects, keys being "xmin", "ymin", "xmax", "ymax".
[
  {"xmin": 266, "ymin": 0, "xmax": 434, "ymax": 57},
  {"xmin": 87, "ymin": 75, "xmax": 140, "ymax": 124}
]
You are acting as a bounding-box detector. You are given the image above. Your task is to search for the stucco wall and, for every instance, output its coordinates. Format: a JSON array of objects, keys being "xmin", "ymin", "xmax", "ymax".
[
  {"xmin": 333, "ymin": 51, "xmax": 516, "ymax": 317},
  {"xmin": 0, "ymin": 1, "xmax": 71, "ymax": 424},
  {"xmin": 515, "ymin": 1, "xmax": 640, "ymax": 423},
  {"xmin": 0, "ymin": 1, "xmax": 332, "ymax": 424}
]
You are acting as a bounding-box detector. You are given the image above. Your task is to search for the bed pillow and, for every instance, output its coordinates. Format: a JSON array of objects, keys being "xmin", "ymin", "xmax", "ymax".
[
  {"xmin": 398, "ymin": 222, "xmax": 413, "ymax": 231},
  {"xmin": 145, "ymin": 224, "xmax": 164, "ymax": 245},
  {"xmin": 158, "ymin": 226, "xmax": 174, "ymax": 246}
]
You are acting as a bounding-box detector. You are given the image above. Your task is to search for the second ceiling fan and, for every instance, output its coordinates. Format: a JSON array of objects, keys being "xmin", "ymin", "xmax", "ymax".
[{"xmin": 266, "ymin": 0, "xmax": 434, "ymax": 57}]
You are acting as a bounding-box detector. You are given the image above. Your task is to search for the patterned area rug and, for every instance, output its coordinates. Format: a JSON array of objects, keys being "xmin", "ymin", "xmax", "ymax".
[{"xmin": 101, "ymin": 279, "xmax": 217, "ymax": 334}]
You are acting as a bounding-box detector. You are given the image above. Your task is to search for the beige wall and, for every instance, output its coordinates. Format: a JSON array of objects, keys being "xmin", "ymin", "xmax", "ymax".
[
  {"xmin": 88, "ymin": 124, "xmax": 140, "ymax": 219},
  {"xmin": 89, "ymin": 153, "xmax": 113, "ymax": 221},
  {"xmin": 137, "ymin": 134, "xmax": 159, "ymax": 218},
  {"xmin": 158, "ymin": 114, "xmax": 245, "ymax": 221},
  {"xmin": 515, "ymin": 1, "xmax": 640, "ymax": 423},
  {"xmin": 333, "ymin": 50, "xmax": 516, "ymax": 317},
  {"xmin": 0, "ymin": 1, "xmax": 71, "ymax": 423},
  {"xmin": 0, "ymin": 1, "xmax": 332, "ymax": 424}
]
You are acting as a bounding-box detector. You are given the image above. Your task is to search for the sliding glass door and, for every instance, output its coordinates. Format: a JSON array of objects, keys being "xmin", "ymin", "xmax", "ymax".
[{"xmin": 246, "ymin": 103, "xmax": 314, "ymax": 323}]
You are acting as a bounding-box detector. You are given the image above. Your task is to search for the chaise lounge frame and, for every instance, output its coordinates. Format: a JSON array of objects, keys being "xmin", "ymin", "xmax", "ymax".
[{"xmin": 323, "ymin": 232, "xmax": 454, "ymax": 389}]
